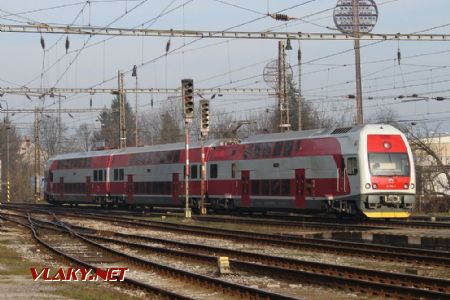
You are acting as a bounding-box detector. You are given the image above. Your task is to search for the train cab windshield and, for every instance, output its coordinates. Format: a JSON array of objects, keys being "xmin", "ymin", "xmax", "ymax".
[{"xmin": 368, "ymin": 152, "xmax": 410, "ymax": 176}]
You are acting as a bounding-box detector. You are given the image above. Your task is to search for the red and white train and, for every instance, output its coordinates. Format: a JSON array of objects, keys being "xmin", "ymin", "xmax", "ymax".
[{"xmin": 44, "ymin": 124, "xmax": 416, "ymax": 218}]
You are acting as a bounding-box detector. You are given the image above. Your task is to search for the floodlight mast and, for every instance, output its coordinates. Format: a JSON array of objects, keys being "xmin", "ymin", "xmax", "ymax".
[{"xmin": 334, "ymin": 0, "xmax": 378, "ymax": 124}]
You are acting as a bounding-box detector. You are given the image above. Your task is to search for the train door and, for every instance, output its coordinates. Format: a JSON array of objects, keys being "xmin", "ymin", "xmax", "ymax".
[
  {"xmin": 59, "ymin": 177, "xmax": 64, "ymax": 200},
  {"xmin": 86, "ymin": 176, "xmax": 91, "ymax": 202},
  {"xmin": 336, "ymin": 157, "xmax": 346, "ymax": 194},
  {"xmin": 241, "ymin": 170, "xmax": 250, "ymax": 207},
  {"xmin": 294, "ymin": 169, "xmax": 305, "ymax": 208},
  {"xmin": 127, "ymin": 175, "xmax": 133, "ymax": 203},
  {"xmin": 172, "ymin": 173, "xmax": 179, "ymax": 204}
]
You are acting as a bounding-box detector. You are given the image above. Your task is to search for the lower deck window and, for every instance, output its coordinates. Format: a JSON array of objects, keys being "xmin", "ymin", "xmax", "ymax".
[{"xmin": 210, "ymin": 164, "xmax": 218, "ymax": 179}]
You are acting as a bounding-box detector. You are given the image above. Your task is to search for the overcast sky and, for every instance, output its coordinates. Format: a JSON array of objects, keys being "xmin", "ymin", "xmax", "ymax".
[{"xmin": 1, "ymin": 0, "xmax": 449, "ymax": 136}]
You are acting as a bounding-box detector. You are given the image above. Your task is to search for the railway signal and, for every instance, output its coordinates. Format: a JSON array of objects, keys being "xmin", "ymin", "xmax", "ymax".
[
  {"xmin": 200, "ymin": 99, "xmax": 210, "ymax": 137},
  {"xmin": 182, "ymin": 79, "xmax": 194, "ymax": 120},
  {"xmin": 181, "ymin": 79, "xmax": 194, "ymax": 218}
]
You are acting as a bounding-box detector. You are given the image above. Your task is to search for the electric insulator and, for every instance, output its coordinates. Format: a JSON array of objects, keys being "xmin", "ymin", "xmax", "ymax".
[
  {"xmin": 65, "ymin": 36, "xmax": 70, "ymax": 54},
  {"xmin": 397, "ymin": 48, "xmax": 401, "ymax": 65},
  {"xmin": 40, "ymin": 36, "xmax": 45, "ymax": 50},
  {"xmin": 271, "ymin": 13, "xmax": 289, "ymax": 21}
]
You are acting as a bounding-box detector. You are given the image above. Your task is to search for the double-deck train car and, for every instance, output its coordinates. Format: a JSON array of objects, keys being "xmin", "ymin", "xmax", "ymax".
[{"xmin": 44, "ymin": 124, "xmax": 416, "ymax": 218}]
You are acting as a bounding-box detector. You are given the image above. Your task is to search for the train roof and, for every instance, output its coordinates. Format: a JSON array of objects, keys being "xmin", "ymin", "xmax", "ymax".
[
  {"xmin": 240, "ymin": 124, "xmax": 401, "ymax": 144},
  {"xmin": 48, "ymin": 140, "xmax": 221, "ymax": 161},
  {"xmin": 48, "ymin": 124, "xmax": 402, "ymax": 161}
]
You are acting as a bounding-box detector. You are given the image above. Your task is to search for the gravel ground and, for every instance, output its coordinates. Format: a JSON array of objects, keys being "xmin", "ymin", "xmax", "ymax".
[
  {"xmin": 60, "ymin": 216, "xmax": 450, "ymax": 279},
  {"xmin": 56, "ymin": 216, "xmax": 426, "ymax": 299}
]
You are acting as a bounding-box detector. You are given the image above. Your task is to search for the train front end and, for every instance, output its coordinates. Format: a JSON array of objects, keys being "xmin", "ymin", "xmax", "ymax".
[{"xmin": 358, "ymin": 125, "xmax": 416, "ymax": 218}]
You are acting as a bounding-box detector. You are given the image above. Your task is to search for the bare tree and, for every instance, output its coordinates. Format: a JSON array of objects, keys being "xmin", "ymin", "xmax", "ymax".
[
  {"xmin": 407, "ymin": 127, "xmax": 450, "ymax": 197},
  {"xmin": 75, "ymin": 123, "xmax": 94, "ymax": 152},
  {"xmin": 1, "ymin": 122, "xmax": 34, "ymax": 201},
  {"xmin": 40, "ymin": 116, "xmax": 60, "ymax": 160}
]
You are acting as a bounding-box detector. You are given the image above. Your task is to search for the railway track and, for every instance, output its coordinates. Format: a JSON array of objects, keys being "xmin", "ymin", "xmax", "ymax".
[
  {"xmin": 0, "ymin": 213, "xmax": 191, "ymax": 299},
  {"xmin": 3, "ymin": 205, "xmax": 450, "ymax": 268},
  {"xmin": 4, "ymin": 203, "xmax": 450, "ymax": 230},
  {"xmin": 1, "ymin": 212, "xmax": 299, "ymax": 300},
  {"xmin": 3, "ymin": 210, "xmax": 450, "ymax": 299},
  {"xmin": 63, "ymin": 211, "xmax": 450, "ymax": 267}
]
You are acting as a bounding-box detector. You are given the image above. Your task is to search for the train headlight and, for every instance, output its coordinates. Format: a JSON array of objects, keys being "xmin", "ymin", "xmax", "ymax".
[
  {"xmin": 372, "ymin": 183, "xmax": 378, "ymax": 189},
  {"xmin": 365, "ymin": 183, "xmax": 371, "ymax": 189},
  {"xmin": 403, "ymin": 183, "xmax": 409, "ymax": 189},
  {"xmin": 410, "ymin": 183, "xmax": 415, "ymax": 189},
  {"xmin": 383, "ymin": 142, "xmax": 391, "ymax": 149}
]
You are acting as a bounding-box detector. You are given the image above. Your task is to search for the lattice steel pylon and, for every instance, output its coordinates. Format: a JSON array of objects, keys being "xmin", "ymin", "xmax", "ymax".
[
  {"xmin": 34, "ymin": 108, "xmax": 41, "ymax": 202},
  {"xmin": 118, "ymin": 71, "xmax": 127, "ymax": 149},
  {"xmin": 278, "ymin": 41, "xmax": 291, "ymax": 132}
]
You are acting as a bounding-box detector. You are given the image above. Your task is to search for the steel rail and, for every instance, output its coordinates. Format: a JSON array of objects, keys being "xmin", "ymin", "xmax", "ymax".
[
  {"xmin": 0, "ymin": 213, "xmax": 192, "ymax": 300},
  {"xmin": 192, "ymin": 215, "xmax": 382, "ymax": 231},
  {"xmin": 17, "ymin": 212, "xmax": 300, "ymax": 300},
  {"xmin": 6, "ymin": 211, "xmax": 449, "ymax": 299},
  {"xmin": 84, "ymin": 229, "xmax": 450, "ymax": 295},
  {"xmin": 84, "ymin": 234, "xmax": 450, "ymax": 299},
  {"xmin": 3, "ymin": 206, "xmax": 450, "ymax": 266},
  {"xmin": 77, "ymin": 212, "xmax": 450, "ymax": 267}
]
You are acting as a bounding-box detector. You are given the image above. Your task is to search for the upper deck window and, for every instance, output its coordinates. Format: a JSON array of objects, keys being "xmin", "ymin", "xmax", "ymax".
[{"xmin": 368, "ymin": 153, "xmax": 410, "ymax": 176}]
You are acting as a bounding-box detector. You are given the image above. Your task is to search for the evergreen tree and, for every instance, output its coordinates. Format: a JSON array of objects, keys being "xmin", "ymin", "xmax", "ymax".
[
  {"xmin": 159, "ymin": 111, "xmax": 182, "ymax": 143},
  {"xmin": 94, "ymin": 96, "xmax": 136, "ymax": 148}
]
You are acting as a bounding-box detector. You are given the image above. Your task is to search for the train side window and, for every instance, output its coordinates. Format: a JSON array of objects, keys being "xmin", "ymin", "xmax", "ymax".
[
  {"xmin": 167, "ymin": 182, "xmax": 172, "ymax": 194},
  {"xmin": 119, "ymin": 169, "xmax": 124, "ymax": 181},
  {"xmin": 49, "ymin": 172, "xmax": 54, "ymax": 182},
  {"xmin": 231, "ymin": 163, "xmax": 236, "ymax": 178},
  {"xmin": 273, "ymin": 142, "xmax": 283, "ymax": 157},
  {"xmin": 283, "ymin": 141, "xmax": 293, "ymax": 157},
  {"xmin": 210, "ymin": 164, "xmax": 218, "ymax": 179},
  {"xmin": 262, "ymin": 143, "xmax": 272, "ymax": 158},
  {"xmin": 98, "ymin": 170, "xmax": 103, "ymax": 181},
  {"xmin": 114, "ymin": 169, "xmax": 118, "ymax": 181},
  {"xmin": 271, "ymin": 180, "xmax": 280, "ymax": 195},
  {"xmin": 253, "ymin": 144, "xmax": 262, "ymax": 159},
  {"xmin": 244, "ymin": 144, "xmax": 253, "ymax": 159},
  {"xmin": 295, "ymin": 140, "xmax": 302, "ymax": 152},
  {"xmin": 251, "ymin": 180, "xmax": 260, "ymax": 195},
  {"xmin": 347, "ymin": 157, "xmax": 358, "ymax": 175},
  {"xmin": 93, "ymin": 170, "xmax": 98, "ymax": 182},
  {"xmin": 174, "ymin": 151, "xmax": 180, "ymax": 163},
  {"xmin": 191, "ymin": 165, "xmax": 198, "ymax": 179},
  {"xmin": 261, "ymin": 180, "xmax": 270, "ymax": 195},
  {"xmin": 281, "ymin": 179, "xmax": 290, "ymax": 196}
]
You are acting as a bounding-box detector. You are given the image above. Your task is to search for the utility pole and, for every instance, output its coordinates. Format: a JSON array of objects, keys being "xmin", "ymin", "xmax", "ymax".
[
  {"xmin": 118, "ymin": 70, "xmax": 127, "ymax": 149},
  {"xmin": 132, "ymin": 65, "xmax": 138, "ymax": 146},
  {"xmin": 278, "ymin": 41, "xmax": 290, "ymax": 132},
  {"xmin": 297, "ymin": 42, "xmax": 302, "ymax": 131},
  {"xmin": 58, "ymin": 93, "xmax": 62, "ymax": 153},
  {"xmin": 0, "ymin": 100, "xmax": 10, "ymax": 202},
  {"xmin": 34, "ymin": 108, "xmax": 41, "ymax": 202},
  {"xmin": 353, "ymin": 0, "xmax": 363, "ymax": 124}
]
